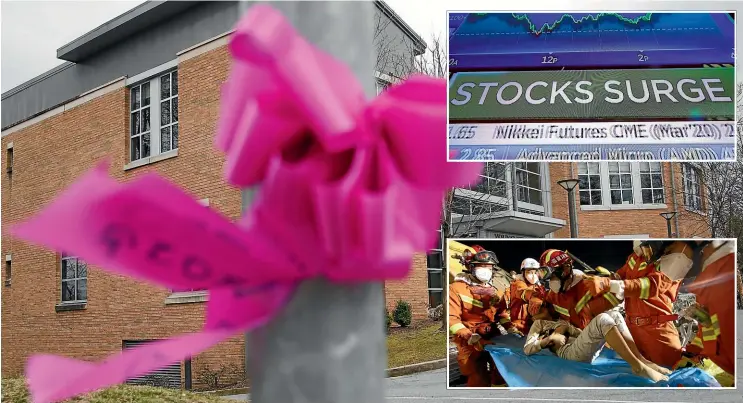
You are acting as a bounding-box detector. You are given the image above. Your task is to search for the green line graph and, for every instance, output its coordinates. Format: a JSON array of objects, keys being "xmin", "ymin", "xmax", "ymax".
[{"xmin": 509, "ymin": 12, "xmax": 654, "ymax": 35}]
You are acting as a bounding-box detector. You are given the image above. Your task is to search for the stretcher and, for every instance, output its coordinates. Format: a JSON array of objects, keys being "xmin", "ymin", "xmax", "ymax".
[{"xmin": 484, "ymin": 334, "xmax": 721, "ymax": 387}]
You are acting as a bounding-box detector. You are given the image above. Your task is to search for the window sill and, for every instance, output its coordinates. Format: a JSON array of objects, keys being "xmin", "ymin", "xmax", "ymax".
[
  {"xmin": 684, "ymin": 208, "xmax": 707, "ymax": 217},
  {"xmin": 164, "ymin": 290, "xmax": 209, "ymax": 305},
  {"xmin": 124, "ymin": 149, "xmax": 178, "ymax": 171},
  {"xmin": 580, "ymin": 203, "xmax": 667, "ymax": 212},
  {"xmin": 55, "ymin": 302, "xmax": 87, "ymax": 312}
]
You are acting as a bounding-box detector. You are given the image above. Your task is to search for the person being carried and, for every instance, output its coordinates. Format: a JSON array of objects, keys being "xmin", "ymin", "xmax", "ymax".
[{"xmin": 523, "ymin": 310, "xmax": 672, "ymax": 383}]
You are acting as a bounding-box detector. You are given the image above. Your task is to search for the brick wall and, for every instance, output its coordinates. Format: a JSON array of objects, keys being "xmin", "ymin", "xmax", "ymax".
[
  {"xmin": 0, "ymin": 44, "xmax": 244, "ymax": 388},
  {"xmin": 0, "ymin": 40, "xmax": 432, "ymax": 389},
  {"xmin": 384, "ymin": 253, "xmax": 430, "ymax": 321},
  {"xmin": 550, "ymin": 162, "xmax": 711, "ymax": 239}
]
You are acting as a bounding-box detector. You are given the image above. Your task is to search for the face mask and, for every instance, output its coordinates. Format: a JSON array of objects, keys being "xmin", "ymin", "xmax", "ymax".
[
  {"xmin": 525, "ymin": 272, "xmax": 539, "ymax": 285},
  {"xmin": 659, "ymin": 253, "xmax": 693, "ymax": 281},
  {"xmin": 549, "ymin": 277, "xmax": 562, "ymax": 293},
  {"xmin": 474, "ymin": 267, "xmax": 493, "ymax": 283}
]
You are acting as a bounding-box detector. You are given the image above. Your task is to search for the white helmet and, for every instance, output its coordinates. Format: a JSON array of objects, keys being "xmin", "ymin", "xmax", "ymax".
[{"xmin": 520, "ymin": 258, "xmax": 540, "ymax": 272}]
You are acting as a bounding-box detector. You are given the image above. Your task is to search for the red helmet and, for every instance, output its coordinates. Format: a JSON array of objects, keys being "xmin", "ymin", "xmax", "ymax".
[{"xmin": 539, "ymin": 249, "xmax": 572, "ymax": 269}]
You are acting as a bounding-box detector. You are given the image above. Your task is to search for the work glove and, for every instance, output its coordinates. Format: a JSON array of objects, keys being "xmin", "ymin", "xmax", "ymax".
[
  {"xmin": 455, "ymin": 327, "xmax": 473, "ymax": 341},
  {"xmin": 467, "ymin": 333, "xmax": 482, "ymax": 345},
  {"xmin": 609, "ymin": 280, "xmax": 625, "ymax": 300}
]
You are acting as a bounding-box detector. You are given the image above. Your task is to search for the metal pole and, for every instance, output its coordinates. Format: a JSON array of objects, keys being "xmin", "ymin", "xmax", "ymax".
[
  {"xmin": 665, "ymin": 219, "xmax": 673, "ymax": 238},
  {"xmin": 241, "ymin": 2, "xmax": 383, "ymax": 403},
  {"xmin": 567, "ymin": 189, "xmax": 579, "ymax": 238}
]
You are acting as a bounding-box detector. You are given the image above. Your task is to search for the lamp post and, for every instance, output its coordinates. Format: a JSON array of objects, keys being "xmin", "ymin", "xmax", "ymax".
[
  {"xmin": 660, "ymin": 211, "xmax": 677, "ymax": 238},
  {"xmin": 557, "ymin": 179, "xmax": 580, "ymax": 238},
  {"xmin": 238, "ymin": 2, "xmax": 383, "ymax": 403}
]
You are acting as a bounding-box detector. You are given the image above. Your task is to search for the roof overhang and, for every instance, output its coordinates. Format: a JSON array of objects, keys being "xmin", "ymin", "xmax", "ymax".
[
  {"xmin": 56, "ymin": 1, "xmax": 199, "ymax": 63},
  {"xmin": 452, "ymin": 211, "xmax": 566, "ymax": 238}
]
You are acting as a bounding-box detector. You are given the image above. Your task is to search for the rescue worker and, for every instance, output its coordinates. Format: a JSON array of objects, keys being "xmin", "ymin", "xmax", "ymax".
[
  {"xmin": 509, "ymin": 258, "xmax": 550, "ymax": 334},
  {"xmin": 630, "ymin": 240, "xmax": 736, "ymax": 376},
  {"xmin": 449, "ymin": 248, "xmax": 516, "ymax": 387},
  {"xmin": 539, "ymin": 249, "xmax": 619, "ymax": 330},
  {"xmin": 603, "ymin": 240, "xmax": 684, "ymax": 368}
]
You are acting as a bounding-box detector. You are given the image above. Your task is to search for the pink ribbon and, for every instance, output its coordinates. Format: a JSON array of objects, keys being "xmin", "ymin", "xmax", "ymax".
[{"xmin": 9, "ymin": 5, "xmax": 483, "ymax": 403}]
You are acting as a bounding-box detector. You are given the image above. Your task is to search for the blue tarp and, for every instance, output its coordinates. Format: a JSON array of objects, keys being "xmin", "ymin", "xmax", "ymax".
[{"xmin": 484, "ymin": 334, "xmax": 721, "ymax": 387}]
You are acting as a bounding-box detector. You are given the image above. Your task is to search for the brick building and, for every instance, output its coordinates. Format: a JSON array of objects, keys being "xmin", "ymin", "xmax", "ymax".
[
  {"xmin": 1, "ymin": 0, "xmax": 430, "ymax": 389},
  {"xmin": 0, "ymin": 0, "xmax": 714, "ymax": 391}
]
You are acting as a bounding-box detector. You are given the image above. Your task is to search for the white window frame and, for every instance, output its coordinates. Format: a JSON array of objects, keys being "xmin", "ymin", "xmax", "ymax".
[
  {"xmin": 125, "ymin": 63, "xmax": 179, "ymax": 170},
  {"xmin": 682, "ymin": 163, "xmax": 704, "ymax": 214},
  {"xmin": 577, "ymin": 162, "xmax": 603, "ymax": 206},
  {"xmin": 638, "ymin": 162, "xmax": 666, "ymax": 205},
  {"xmin": 61, "ymin": 254, "xmax": 87, "ymax": 304},
  {"xmin": 578, "ymin": 162, "xmax": 668, "ymax": 211},
  {"xmin": 427, "ymin": 228, "xmax": 444, "ymax": 307},
  {"xmin": 451, "ymin": 162, "xmax": 548, "ymax": 220}
]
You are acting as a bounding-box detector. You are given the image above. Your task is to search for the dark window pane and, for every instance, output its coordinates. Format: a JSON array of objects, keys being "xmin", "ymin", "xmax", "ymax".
[
  {"xmin": 142, "ymin": 108, "xmax": 151, "ymax": 133},
  {"xmin": 608, "ymin": 163, "xmax": 619, "ymax": 173},
  {"xmin": 529, "ymin": 188, "xmax": 542, "ymax": 205},
  {"xmin": 428, "ymin": 271, "xmax": 444, "ymax": 289},
  {"xmin": 591, "ymin": 190, "xmax": 602, "ymax": 205},
  {"xmin": 131, "ymin": 87, "xmax": 140, "ymax": 110},
  {"xmin": 589, "ymin": 175, "xmax": 601, "ymax": 189},
  {"xmin": 611, "ymin": 190, "xmax": 621, "ymax": 204},
  {"xmin": 426, "ymin": 253, "xmax": 443, "ymax": 269},
  {"xmin": 161, "ymin": 127, "xmax": 171, "ymax": 153},
  {"xmin": 642, "ymin": 189, "xmax": 652, "ymax": 204},
  {"xmin": 142, "ymin": 133, "xmax": 151, "ymax": 158},
  {"xmin": 77, "ymin": 280, "xmax": 87, "ymax": 301},
  {"xmin": 131, "ymin": 111, "xmax": 140, "ymax": 135},
  {"xmin": 76, "ymin": 261, "xmax": 87, "ymax": 278},
  {"xmin": 130, "ymin": 136, "xmax": 141, "ymax": 161},
  {"xmin": 171, "ymin": 72, "xmax": 178, "ymax": 95},
  {"xmin": 621, "ymin": 174, "xmax": 632, "ymax": 189},
  {"xmin": 486, "ymin": 163, "xmax": 506, "ymax": 180},
  {"xmin": 578, "ymin": 176, "xmax": 588, "ymax": 190},
  {"xmin": 526, "ymin": 162, "xmax": 540, "ymax": 173},
  {"xmin": 172, "ymin": 97, "xmax": 178, "ymax": 122},
  {"xmin": 528, "ymin": 172, "xmax": 540, "ymax": 189},
  {"xmin": 640, "ymin": 174, "xmax": 651, "ymax": 188},
  {"xmin": 579, "ymin": 190, "xmax": 590, "ymax": 205},
  {"xmin": 429, "ymin": 291, "xmax": 443, "ymax": 307},
  {"xmin": 161, "ymin": 101, "xmax": 171, "ymax": 125},
  {"xmin": 651, "ymin": 174, "xmax": 663, "ymax": 188},
  {"xmin": 515, "ymin": 170, "xmax": 527, "ymax": 186},
  {"xmin": 452, "ymin": 197, "xmax": 469, "ymax": 215},
  {"xmin": 517, "ymin": 187, "xmax": 527, "ymax": 202},
  {"xmin": 640, "ymin": 161, "xmax": 650, "ymax": 172},
  {"xmin": 161, "ymin": 74, "xmax": 171, "ymax": 98},
  {"xmin": 172, "ymin": 124, "xmax": 179, "ymax": 149},
  {"xmin": 62, "ymin": 259, "xmax": 76, "ymax": 279},
  {"xmin": 609, "ymin": 174, "xmax": 620, "ymax": 188},
  {"xmin": 62, "ymin": 281, "xmax": 75, "ymax": 301},
  {"xmin": 471, "ymin": 200, "xmax": 489, "ymax": 215},
  {"xmin": 622, "ymin": 190, "xmax": 633, "ymax": 203},
  {"xmin": 142, "ymin": 83, "xmax": 150, "ymax": 107}
]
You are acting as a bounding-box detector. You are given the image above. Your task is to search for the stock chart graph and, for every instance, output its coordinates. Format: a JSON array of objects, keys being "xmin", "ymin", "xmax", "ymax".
[{"xmin": 448, "ymin": 12, "xmax": 735, "ymax": 70}]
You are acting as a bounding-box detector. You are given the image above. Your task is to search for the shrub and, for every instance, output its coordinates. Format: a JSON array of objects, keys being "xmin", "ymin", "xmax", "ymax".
[
  {"xmin": 393, "ymin": 300, "xmax": 412, "ymax": 327},
  {"xmin": 386, "ymin": 309, "xmax": 392, "ymax": 331}
]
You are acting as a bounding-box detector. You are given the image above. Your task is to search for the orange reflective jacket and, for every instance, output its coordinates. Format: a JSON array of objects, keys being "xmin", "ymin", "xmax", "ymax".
[
  {"xmin": 546, "ymin": 272, "xmax": 617, "ymax": 329},
  {"xmin": 509, "ymin": 278, "xmax": 546, "ymax": 333},
  {"xmin": 449, "ymin": 274, "xmax": 512, "ymax": 336}
]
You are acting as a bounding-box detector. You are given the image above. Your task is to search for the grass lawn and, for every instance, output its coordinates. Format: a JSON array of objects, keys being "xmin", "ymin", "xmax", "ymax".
[
  {"xmin": 386, "ymin": 321, "xmax": 447, "ymax": 368},
  {"xmin": 1, "ymin": 378, "xmax": 234, "ymax": 403}
]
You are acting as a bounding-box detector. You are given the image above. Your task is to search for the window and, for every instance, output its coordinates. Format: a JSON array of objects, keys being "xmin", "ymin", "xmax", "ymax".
[
  {"xmin": 427, "ymin": 228, "xmax": 444, "ymax": 308},
  {"xmin": 578, "ymin": 162, "xmax": 602, "ymax": 205},
  {"xmin": 608, "ymin": 162, "xmax": 634, "ymax": 204},
  {"xmin": 5, "ymin": 255, "xmax": 11, "ymax": 287},
  {"xmin": 61, "ymin": 254, "xmax": 87, "ymax": 303},
  {"xmin": 639, "ymin": 162, "xmax": 664, "ymax": 204},
  {"xmin": 514, "ymin": 162, "xmax": 542, "ymax": 205},
  {"xmin": 6, "ymin": 145, "xmax": 13, "ymax": 175},
  {"xmin": 129, "ymin": 70, "xmax": 178, "ymax": 162},
  {"xmin": 683, "ymin": 164, "xmax": 703, "ymax": 211},
  {"xmin": 578, "ymin": 162, "xmax": 666, "ymax": 209}
]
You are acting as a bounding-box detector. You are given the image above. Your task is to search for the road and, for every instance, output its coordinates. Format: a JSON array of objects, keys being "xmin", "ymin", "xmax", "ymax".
[{"xmin": 227, "ymin": 312, "xmax": 743, "ymax": 403}]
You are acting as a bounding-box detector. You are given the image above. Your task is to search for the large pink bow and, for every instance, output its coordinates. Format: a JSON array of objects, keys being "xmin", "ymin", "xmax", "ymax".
[{"xmin": 10, "ymin": 5, "xmax": 482, "ymax": 403}]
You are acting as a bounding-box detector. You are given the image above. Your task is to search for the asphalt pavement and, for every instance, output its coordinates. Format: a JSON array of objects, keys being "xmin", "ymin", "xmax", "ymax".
[{"xmin": 227, "ymin": 311, "xmax": 743, "ymax": 403}]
